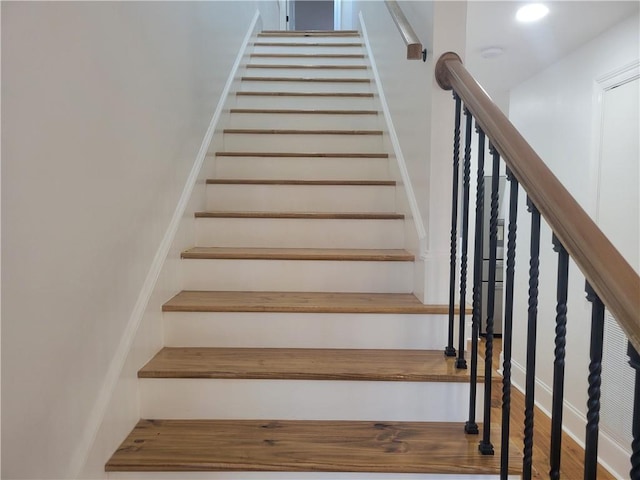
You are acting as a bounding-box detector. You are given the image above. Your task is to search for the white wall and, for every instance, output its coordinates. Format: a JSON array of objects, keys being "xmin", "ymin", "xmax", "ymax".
[
  {"xmin": 352, "ymin": 0, "xmax": 466, "ymax": 303},
  {"xmin": 1, "ymin": 2, "xmax": 278, "ymax": 478},
  {"xmin": 508, "ymin": 14, "xmax": 639, "ymax": 478}
]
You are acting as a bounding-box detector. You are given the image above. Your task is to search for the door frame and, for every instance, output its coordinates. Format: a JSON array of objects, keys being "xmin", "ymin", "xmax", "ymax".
[{"xmin": 590, "ymin": 60, "xmax": 640, "ymax": 219}]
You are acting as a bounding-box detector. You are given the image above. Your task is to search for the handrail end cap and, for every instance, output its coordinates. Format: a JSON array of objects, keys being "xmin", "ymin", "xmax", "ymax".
[{"xmin": 435, "ymin": 51, "xmax": 462, "ymax": 90}]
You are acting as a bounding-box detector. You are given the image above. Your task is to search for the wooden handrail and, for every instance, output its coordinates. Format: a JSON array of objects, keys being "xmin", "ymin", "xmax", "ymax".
[
  {"xmin": 435, "ymin": 52, "xmax": 640, "ymax": 352},
  {"xmin": 384, "ymin": 1, "xmax": 425, "ymax": 60}
]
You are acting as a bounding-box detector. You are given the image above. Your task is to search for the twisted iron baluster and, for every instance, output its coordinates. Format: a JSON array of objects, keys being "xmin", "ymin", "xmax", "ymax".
[
  {"xmin": 584, "ymin": 281, "xmax": 605, "ymax": 480},
  {"xmin": 628, "ymin": 342, "xmax": 640, "ymax": 480},
  {"xmin": 465, "ymin": 121, "xmax": 485, "ymax": 434},
  {"xmin": 549, "ymin": 234, "xmax": 569, "ymax": 480},
  {"xmin": 445, "ymin": 92, "xmax": 462, "ymax": 358},
  {"xmin": 456, "ymin": 107, "xmax": 473, "ymax": 370},
  {"xmin": 500, "ymin": 168, "xmax": 519, "ymax": 479},
  {"xmin": 479, "ymin": 143, "xmax": 499, "ymax": 456},
  {"xmin": 523, "ymin": 197, "xmax": 540, "ymax": 480}
]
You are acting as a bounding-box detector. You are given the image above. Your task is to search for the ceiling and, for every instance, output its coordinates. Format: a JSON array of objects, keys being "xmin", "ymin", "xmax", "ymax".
[{"xmin": 465, "ymin": 1, "xmax": 640, "ymax": 99}]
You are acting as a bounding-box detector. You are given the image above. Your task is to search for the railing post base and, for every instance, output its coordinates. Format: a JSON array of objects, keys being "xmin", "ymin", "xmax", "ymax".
[
  {"xmin": 456, "ymin": 358, "xmax": 468, "ymax": 369},
  {"xmin": 479, "ymin": 440, "xmax": 495, "ymax": 455},
  {"xmin": 465, "ymin": 421, "xmax": 479, "ymax": 435},
  {"xmin": 444, "ymin": 346, "xmax": 457, "ymax": 357}
]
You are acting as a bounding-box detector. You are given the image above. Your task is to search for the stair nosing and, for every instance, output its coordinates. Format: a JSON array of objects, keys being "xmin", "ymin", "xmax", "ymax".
[
  {"xmin": 254, "ymin": 42, "xmax": 363, "ymax": 47},
  {"xmin": 206, "ymin": 179, "xmax": 394, "ymax": 186},
  {"xmin": 258, "ymin": 31, "xmax": 360, "ymax": 36},
  {"xmin": 223, "ymin": 128, "xmax": 382, "ymax": 135},
  {"xmin": 212, "ymin": 152, "xmax": 388, "ymax": 158},
  {"xmin": 137, "ymin": 347, "xmax": 478, "ymax": 383},
  {"xmin": 250, "ymin": 53, "xmax": 366, "ymax": 58},
  {"xmin": 162, "ymin": 291, "xmax": 464, "ymax": 314},
  {"xmin": 247, "ymin": 64, "xmax": 367, "ymax": 69},
  {"xmin": 229, "ymin": 108, "xmax": 378, "ymax": 115},
  {"xmin": 241, "ymin": 76, "xmax": 370, "ymax": 83},
  {"xmin": 229, "ymin": 108, "xmax": 380, "ymax": 115},
  {"xmin": 236, "ymin": 91, "xmax": 374, "ymax": 97},
  {"xmin": 180, "ymin": 247, "xmax": 414, "ymax": 262},
  {"xmin": 106, "ymin": 419, "xmax": 517, "ymax": 474},
  {"xmin": 194, "ymin": 211, "xmax": 404, "ymax": 219}
]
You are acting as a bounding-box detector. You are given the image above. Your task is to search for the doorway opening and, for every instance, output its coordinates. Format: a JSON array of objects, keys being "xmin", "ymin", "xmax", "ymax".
[{"xmin": 287, "ymin": 1, "xmax": 339, "ymax": 31}]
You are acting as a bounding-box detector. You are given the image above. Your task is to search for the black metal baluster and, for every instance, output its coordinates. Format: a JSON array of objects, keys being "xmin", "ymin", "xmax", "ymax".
[
  {"xmin": 628, "ymin": 342, "xmax": 640, "ymax": 480},
  {"xmin": 479, "ymin": 144, "xmax": 500, "ymax": 455},
  {"xmin": 523, "ymin": 197, "xmax": 541, "ymax": 480},
  {"xmin": 500, "ymin": 168, "xmax": 519, "ymax": 479},
  {"xmin": 465, "ymin": 122, "xmax": 485, "ymax": 434},
  {"xmin": 456, "ymin": 107, "xmax": 473, "ymax": 370},
  {"xmin": 584, "ymin": 281, "xmax": 605, "ymax": 480},
  {"xmin": 549, "ymin": 234, "xmax": 569, "ymax": 480},
  {"xmin": 445, "ymin": 93, "xmax": 462, "ymax": 358}
]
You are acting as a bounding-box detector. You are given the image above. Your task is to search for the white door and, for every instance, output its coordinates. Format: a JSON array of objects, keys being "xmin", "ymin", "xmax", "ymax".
[
  {"xmin": 596, "ymin": 73, "xmax": 639, "ymax": 470},
  {"xmin": 597, "ymin": 75, "xmax": 639, "ymax": 272}
]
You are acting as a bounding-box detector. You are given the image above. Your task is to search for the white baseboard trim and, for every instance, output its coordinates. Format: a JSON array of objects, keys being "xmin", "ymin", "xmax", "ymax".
[
  {"xmin": 511, "ymin": 359, "xmax": 628, "ymax": 479},
  {"xmin": 358, "ymin": 12, "xmax": 427, "ymax": 259},
  {"xmin": 70, "ymin": 10, "xmax": 261, "ymax": 478}
]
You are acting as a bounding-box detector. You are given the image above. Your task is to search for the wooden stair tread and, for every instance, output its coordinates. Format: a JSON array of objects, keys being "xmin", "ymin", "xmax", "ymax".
[
  {"xmin": 254, "ymin": 42, "xmax": 363, "ymax": 47},
  {"xmin": 106, "ymin": 419, "xmax": 519, "ymax": 473},
  {"xmin": 241, "ymin": 76, "xmax": 370, "ymax": 83},
  {"xmin": 223, "ymin": 128, "xmax": 382, "ymax": 135},
  {"xmin": 259, "ymin": 30, "xmax": 360, "ymax": 36},
  {"xmin": 181, "ymin": 247, "xmax": 414, "ymax": 262},
  {"xmin": 251, "ymin": 53, "xmax": 365, "ymax": 58},
  {"xmin": 194, "ymin": 211, "xmax": 404, "ymax": 219},
  {"xmin": 214, "ymin": 151, "xmax": 388, "ymax": 158},
  {"xmin": 229, "ymin": 108, "xmax": 378, "ymax": 115},
  {"xmin": 236, "ymin": 91, "xmax": 374, "ymax": 97},
  {"xmin": 138, "ymin": 348, "xmax": 480, "ymax": 382},
  {"xmin": 162, "ymin": 291, "xmax": 456, "ymax": 314},
  {"xmin": 247, "ymin": 64, "xmax": 367, "ymax": 69},
  {"xmin": 206, "ymin": 179, "xmax": 394, "ymax": 185}
]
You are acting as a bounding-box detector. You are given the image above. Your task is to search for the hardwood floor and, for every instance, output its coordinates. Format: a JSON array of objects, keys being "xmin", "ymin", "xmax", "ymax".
[{"xmin": 484, "ymin": 338, "xmax": 617, "ymax": 479}]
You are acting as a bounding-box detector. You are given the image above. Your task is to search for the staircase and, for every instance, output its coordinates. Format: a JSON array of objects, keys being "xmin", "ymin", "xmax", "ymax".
[{"xmin": 106, "ymin": 30, "xmax": 516, "ymax": 478}]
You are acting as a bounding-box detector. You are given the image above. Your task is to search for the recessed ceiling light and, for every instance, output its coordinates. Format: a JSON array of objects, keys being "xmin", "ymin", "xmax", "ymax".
[
  {"xmin": 481, "ymin": 47, "xmax": 504, "ymax": 59},
  {"xmin": 516, "ymin": 3, "xmax": 549, "ymax": 22}
]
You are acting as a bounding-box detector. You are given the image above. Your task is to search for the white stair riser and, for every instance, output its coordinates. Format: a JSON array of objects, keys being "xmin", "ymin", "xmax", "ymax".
[
  {"xmin": 233, "ymin": 94, "xmax": 376, "ymax": 109},
  {"xmin": 139, "ymin": 379, "xmax": 482, "ymax": 422},
  {"xmin": 244, "ymin": 67, "xmax": 369, "ymax": 79},
  {"xmin": 249, "ymin": 55, "xmax": 368, "ymax": 66},
  {"xmin": 213, "ymin": 156, "xmax": 390, "ymax": 181},
  {"xmin": 255, "ymin": 37, "xmax": 363, "ymax": 44},
  {"xmin": 253, "ymin": 45, "xmax": 364, "ymax": 55},
  {"xmin": 223, "ymin": 133, "xmax": 382, "ymax": 153},
  {"xmin": 240, "ymin": 80, "xmax": 372, "ymax": 94},
  {"xmin": 206, "ymin": 184, "xmax": 396, "ymax": 213},
  {"xmin": 195, "ymin": 218, "xmax": 405, "ymax": 249},
  {"xmin": 181, "ymin": 259, "xmax": 413, "ymax": 293},
  {"xmin": 228, "ymin": 112, "xmax": 381, "ymax": 130},
  {"xmin": 164, "ymin": 312, "xmax": 449, "ymax": 349}
]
